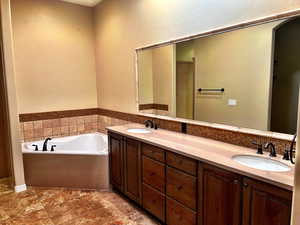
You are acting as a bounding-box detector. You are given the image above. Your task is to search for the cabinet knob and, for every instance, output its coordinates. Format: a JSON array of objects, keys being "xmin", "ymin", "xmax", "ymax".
[
  {"xmin": 177, "ymin": 185, "xmax": 183, "ymax": 191},
  {"xmin": 150, "ymin": 172, "xmax": 155, "ymax": 176},
  {"xmin": 243, "ymin": 182, "xmax": 249, "ymax": 188},
  {"xmin": 233, "ymin": 179, "xmax": 239, "ymax": 184}
]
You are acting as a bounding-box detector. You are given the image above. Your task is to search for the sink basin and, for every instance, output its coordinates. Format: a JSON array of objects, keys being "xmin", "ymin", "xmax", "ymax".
[
  {"xmin": 127, "ymin": 128, "xmax": 152, "ymax": 134},
  {"xmin": 232, "ymin": 155, "xmax": 291, "ymax": 172}
]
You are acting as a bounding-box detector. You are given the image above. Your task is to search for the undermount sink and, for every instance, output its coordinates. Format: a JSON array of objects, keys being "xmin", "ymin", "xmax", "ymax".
[
  {"xmin": 127, "ymin": 128, "xmax": 152, "ymax": 134},
  {"xmin": 232, "ymin": 155, "xmax": 291, "ymax": 172}
]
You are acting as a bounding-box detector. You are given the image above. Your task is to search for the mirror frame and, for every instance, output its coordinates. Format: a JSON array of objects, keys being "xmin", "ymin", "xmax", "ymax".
[{"xmin": 135, "ymin": 9, "xmax": 300, "ymax": 141}]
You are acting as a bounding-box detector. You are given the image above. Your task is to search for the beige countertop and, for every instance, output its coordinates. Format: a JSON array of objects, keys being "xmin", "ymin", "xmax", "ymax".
[{"xmin": 107, "ymin": 123, "xmax": 294, "ymax": 191}]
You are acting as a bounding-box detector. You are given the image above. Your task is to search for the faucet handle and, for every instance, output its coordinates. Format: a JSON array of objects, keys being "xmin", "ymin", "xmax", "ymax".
[
  {"xmin": 32, "ymin": 144, "xmax": 38, "ymax": 151},
  {"xmin": 51, "ymin": 145, "xmax": 56, "ymax": 152},
  {"xmin": 252, "ymin": 141, "xmax": 263, "ymax": 154},
  {"xmin": 283, "ymin": 149, "xmax": 290, "ymax": 160}
]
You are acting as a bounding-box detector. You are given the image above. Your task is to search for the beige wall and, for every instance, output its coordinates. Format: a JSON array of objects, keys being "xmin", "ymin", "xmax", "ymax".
[
  {"xmin": 138, "ymin": 49, "xmax": 153, "ymax": 104},
  {"xmin": 11, "ymin": 0, "xmax": 98, "ymax": 113},
  {"xmin": 292, "ymin": 92, "xmax": 300, "ymax": 225},
  {"xmin": 176, "ymin": 62, "xmax": 194, "ymax": 119},
  {"xmin": 176, "ymin": 41, "xmax": 195, "ymax": 62},
  {"xmin": 193, "ymin": 21, "xmax": 281, "ymax": 130},
  {"xmin": 152, "ymin": 45, "xmax": 174, "ymax": 116},
  {"xmin": 93, "ymin": 0, "xmax": 300, "ymax": 114},
  {"xmin": 138, "ymin": 45, "xmax": 175, "ymax": 116}
]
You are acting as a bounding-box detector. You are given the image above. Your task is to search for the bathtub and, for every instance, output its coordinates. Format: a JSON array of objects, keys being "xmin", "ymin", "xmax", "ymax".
[{"xmin": 22, "ymin": 133, "xmax": 109, "ymax": 190}]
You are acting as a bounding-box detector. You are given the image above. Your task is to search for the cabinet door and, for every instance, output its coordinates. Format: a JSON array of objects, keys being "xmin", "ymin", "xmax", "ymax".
[
  {"xmin": 242, "ymin": 178, "xmax": 292, "ymax": 225},
  {"xmin": 143, "ymin": 183, "xmax": 166, "ymax": 222},
  {"xmin": 166, "ymin": 166, "xmax": 197, "ymax": 210},
  {"xmin": 108, "ymin": 132, "xmax": 124, "ymax": 191},
  {"xmin": 142, "ymin": 156, "xmax": 165, "ymax": 192},
  {"xmin": 166, "ymin": 197, "xmax": 197, "ymax": 225},
  {"xmin": 124, "ymin": 138, "xmax": 141, "ymax": 204},
  {"xmin": 198, "ymin": 163, "xmax": 242, "ymax": 225}
]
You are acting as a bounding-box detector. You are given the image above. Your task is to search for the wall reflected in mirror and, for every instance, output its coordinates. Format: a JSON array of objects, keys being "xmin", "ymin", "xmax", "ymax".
[{"xmin": 137, "ymin": 17, "xmax": 300, "ymax": 135}]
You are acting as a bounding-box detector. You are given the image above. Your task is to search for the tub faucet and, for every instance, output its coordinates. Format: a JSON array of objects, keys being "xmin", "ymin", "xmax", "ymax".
[{"xmin": 42, "ymin": 137, "xmax": 52, "ymax": 151}]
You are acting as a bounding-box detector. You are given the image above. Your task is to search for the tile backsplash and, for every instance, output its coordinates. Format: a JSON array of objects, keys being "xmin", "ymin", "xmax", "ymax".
[
  {"xmin": 20, "ymin": 114, "xmax": 132, "ymax": 142},
  {"xmin": 19, "ymin": 108, "xmax": 293, "ymax": 155},
  {"xmin": 21, "ymin": 115, "xmax": 98, "ymax": 142}
]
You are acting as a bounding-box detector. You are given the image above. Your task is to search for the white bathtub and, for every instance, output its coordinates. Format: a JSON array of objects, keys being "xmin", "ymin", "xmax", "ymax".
[
  {"xmin": 22, "ymin": 133, "xmax": 108, "ymax": 155},
  {"xmin": 22, "ymin": 133, "xmax": 109, "ymax": 190}
]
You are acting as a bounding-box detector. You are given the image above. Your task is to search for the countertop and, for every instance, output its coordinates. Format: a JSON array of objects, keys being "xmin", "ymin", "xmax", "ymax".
[{"xmin": 107, "ymin": 123, "xmax": 294, "ymax": 191}]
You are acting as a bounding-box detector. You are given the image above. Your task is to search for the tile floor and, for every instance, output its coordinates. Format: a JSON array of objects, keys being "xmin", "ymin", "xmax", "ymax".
[
  {"xmin": 0, "ymin": 178, "xmax": 159, "ymax": 225},
  {"xmin": 0, "ymin": 178, "xmax": 13, "ymax": 198}
]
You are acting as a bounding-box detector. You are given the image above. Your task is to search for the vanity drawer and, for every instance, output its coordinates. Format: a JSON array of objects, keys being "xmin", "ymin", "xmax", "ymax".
[
  {"xmin": 166, "ymin": 167, "xmax": 197, "ymax": 210},
  {"xmin": 142, "ymin": 156, "xmax": 165, "ymax": 192},
  {"xmin": 166, "ymin": 152, "xmax": 197, "ymax": 176},
  {"xmin": 142, "ymin": 183, "xmax": 165, "ymax": 222},
  {"xmin": 166, "ymin": 197, "xmax": 196, "ymax": 225},
  {"xmin": 142, "ymin": 143, "xmax": 165, "ymax": 162}
]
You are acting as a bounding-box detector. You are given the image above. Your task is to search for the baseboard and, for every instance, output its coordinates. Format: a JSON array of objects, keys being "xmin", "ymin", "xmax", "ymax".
[{"xmin": 14, "ymin": 184, "xmax": 27, "ymax": 192}]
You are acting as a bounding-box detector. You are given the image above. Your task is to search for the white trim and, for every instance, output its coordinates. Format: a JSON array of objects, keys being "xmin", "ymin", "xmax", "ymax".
[{"xmin": 14, "ymin": 184, "xmax": 27, "ymax": 193}]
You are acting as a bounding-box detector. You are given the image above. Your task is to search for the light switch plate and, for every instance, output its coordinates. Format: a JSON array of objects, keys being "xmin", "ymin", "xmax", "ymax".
[{"xmin": 228, "ymin": 99, "xmax": 237, "ymax": 106}]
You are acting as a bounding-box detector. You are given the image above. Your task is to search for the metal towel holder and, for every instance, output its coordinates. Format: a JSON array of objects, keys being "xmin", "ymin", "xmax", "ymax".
[{"xmin": 198, "ymin": 88, "xmax": 225, "ymax": 92}]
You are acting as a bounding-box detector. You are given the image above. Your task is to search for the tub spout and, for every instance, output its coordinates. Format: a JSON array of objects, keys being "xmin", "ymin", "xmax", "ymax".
[{"xmin": 42, "ymin": 137, "xmax": 52, "ymax": 151}]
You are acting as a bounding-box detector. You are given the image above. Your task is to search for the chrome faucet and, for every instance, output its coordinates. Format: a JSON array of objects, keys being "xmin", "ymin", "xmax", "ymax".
[
  {"xmin": 264, "ymin": 142, "xmax": 276, "ymax": 157},
  {"xmin": 42, "ymin": 137, "xmax": 52, "ymax": 151}
]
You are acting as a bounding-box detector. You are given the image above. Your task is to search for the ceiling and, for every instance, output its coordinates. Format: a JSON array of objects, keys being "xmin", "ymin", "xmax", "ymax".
[{"xmin": 59, "ymin": 0, "xmax": 103, "ymax": 7}]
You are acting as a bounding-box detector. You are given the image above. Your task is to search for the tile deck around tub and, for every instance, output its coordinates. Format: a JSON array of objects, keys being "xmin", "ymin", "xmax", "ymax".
[{"xmin": 0, "ymin": 186, "xmax": 160, "ymax": 225}]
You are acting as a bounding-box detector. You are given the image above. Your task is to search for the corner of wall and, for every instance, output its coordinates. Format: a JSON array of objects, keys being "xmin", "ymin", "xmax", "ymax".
[{"xmin": 1, "ymin": 0, "xmax": 25, "ymax": 186}]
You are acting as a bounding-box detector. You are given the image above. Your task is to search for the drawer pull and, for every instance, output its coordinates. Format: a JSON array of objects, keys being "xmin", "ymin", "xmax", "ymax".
[
  {"xmin": 243, "ymin": 182, "xmax": 249, "ymax": 188},
  {"xmin": 150, "ymin": 172, "xmax": 156, "ymax": 176},
  {"xmin": 178, "ymin": 159, "xmax": 183, "ymax": 165},
  {"xmin": 233, "ymin": 179, "xmax": 239, "ymax": 184}
]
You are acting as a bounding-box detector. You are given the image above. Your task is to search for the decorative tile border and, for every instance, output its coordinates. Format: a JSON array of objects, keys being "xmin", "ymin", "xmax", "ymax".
[
  {"xmin": 19, "ymin": 108, "xmax": 292, "ymax": 155},
  {"xmin": 19, "ymin": 108, "xmax": 99, "ymax": 122},
  {"xmin": 186, "ymin": 124, "xmax": 291, "ymax": 155},
  {"xmin": 139, "ymin": 104, "xmax": 169, "ymax": 111}
]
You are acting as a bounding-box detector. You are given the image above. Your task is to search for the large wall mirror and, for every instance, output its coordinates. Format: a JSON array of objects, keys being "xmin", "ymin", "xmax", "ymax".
[{"xmin": 137, "ymin": 16, "xmax": 300, "ymax": 135}]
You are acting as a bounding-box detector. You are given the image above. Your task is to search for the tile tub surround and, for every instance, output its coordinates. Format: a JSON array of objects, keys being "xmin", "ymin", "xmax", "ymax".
[
  {"xmin": 19, "ymin": 108, "xmax": 293, "ymax": 155},
  {"xmin": 0, "ymin": 187, "xmax": 159, "ymax": 225},
  {"xmin": 20, "ymin": 115, "xmax": 99, "ymax": 142},
  {"xmin": 107, "ymin": 123, "xmax": 295, "ymax": 191}
]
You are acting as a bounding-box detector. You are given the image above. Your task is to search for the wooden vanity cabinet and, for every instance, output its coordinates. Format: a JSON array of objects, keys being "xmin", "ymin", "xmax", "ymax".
[
  {"xmin": 242, "ymin": 178, "xmax": 292, "ymax": 225},
  {"xmin": 108, "ymin": 132, "xmax": 124, "ymax": 192},
  {"xmin": 123, "ymin": 138, "xmax": 142, "ymax": 204},
  {"xmin": 108, "ymin": 132, "xmax": 142, "ymax": 204},
  {"xmin": 108, "ymin": 132, "xmax": 292, "ymax": 225},
  {"xmin": 198, "ymin": 163, "xmax": 292, "ymax": 225},
  {"xmin": 198, "ymin": 163, "xmax": 242, "ymax": 225}
]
